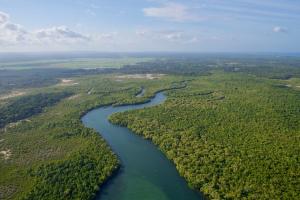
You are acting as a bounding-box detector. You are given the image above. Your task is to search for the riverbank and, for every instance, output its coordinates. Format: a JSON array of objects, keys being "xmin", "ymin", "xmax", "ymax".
[
  {"xmin": 82, "ymin": 91, "xmax": 204, "ymax": 200},
  {"xmin": 1, "ymin": 74, "xmax": 185, "ymax": 199}
]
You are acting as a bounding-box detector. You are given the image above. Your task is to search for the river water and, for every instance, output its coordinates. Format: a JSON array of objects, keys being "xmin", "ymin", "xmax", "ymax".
[{"xmin": 82, "ymin": 92, "xmax": 204, "ymax": 200}]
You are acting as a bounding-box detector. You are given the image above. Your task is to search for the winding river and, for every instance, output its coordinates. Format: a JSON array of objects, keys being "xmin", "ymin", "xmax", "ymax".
[{"xmin": 82, "ymin": 92, "xmax": 204, "ymax": 200}]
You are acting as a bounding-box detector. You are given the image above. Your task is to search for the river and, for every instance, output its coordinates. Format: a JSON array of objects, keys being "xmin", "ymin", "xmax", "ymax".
[{"xmin": 81, "ymin": 91, "xmax": 204, "ymax": 200}]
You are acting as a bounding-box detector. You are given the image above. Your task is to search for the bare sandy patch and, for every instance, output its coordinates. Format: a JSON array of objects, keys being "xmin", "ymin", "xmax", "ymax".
[
  {"xmin": 0, "ymin": 149, "xmax": 12, "ymax": 160},
  {"xmin": 57, "ymin": 79, "xmax": 79, "ymax": 86},
  {"xmin": 0, "ymin": 91, "xmax": 26, "ymax": 100},
  {"xmin": 7, "ymin": 121, "xmax": 21, "ymax": 128},
  {"xmin": 115, "ymin": 74, "xmax": 164, "ymax": 80},
  {"xmin": 4, "ymin": 119, "xmax": 31, "ymax": 132},
  {"xmin": 87, "ymin": 88, "xmax": 94, "ymax": 95},
  {"xmin": 68, "ymin": 94, "xmax": 81, "ymax": 100},
  {"xmin": 62, "ymin": 79, "xmax": 73, "ymax": 83}
]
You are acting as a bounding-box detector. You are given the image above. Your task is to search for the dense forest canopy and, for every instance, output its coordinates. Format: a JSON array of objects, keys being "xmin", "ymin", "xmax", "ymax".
[
  {"xmin": 110, "ymin": 72, "xmax": 300, "ymax": 199},
  {"xmin": 0, "ymin": 92, "xmax": 72, "ymax": 128},
  {"xmin": 0, "ymin": 73, "xmax": 179, "ymax": 199},
  {"xmin": 0, "ymin": 54, "xmax": 299, "ymax": 200}
]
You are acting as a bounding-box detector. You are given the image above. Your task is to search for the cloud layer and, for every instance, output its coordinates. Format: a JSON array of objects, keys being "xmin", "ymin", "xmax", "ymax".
[
  {"xmin": 0, "ymin": 11, "xmax": 90, "ymax": 47},
  {"xmin": 273, "ymin": 26, "xmax": 287, "ymax": 33},
  {"xmin": 35, "ymin": 26, "xmax": 90, "ymax": 43},
  {"xmin": 136, "ymin": 29, "xmax": 199, "ymax": 43},
  {"xmin": 0, "ymin": 0, "xmax": 297, "ymax": 53},
  {"xmin": 143, "ymin": 2, "xmax": 202, "ymax": 22}
]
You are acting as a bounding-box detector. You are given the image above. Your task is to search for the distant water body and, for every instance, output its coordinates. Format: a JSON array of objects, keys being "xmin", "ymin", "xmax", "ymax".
[
  {"xmin": 82, "ymin": 92, "xmax": 205, "ymax": 200},
  {"xmin": 1, "ymin": 52, "xmax": 300, "ymax": 63}
]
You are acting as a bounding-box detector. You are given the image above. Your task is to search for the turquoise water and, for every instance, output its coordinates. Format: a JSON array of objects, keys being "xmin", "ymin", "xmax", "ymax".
[{"xmin": 82, "ymin": 92, "xmax": 204, "ymax": 200}]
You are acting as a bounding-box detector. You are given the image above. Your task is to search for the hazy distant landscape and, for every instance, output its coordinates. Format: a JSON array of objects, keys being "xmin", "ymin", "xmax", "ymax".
[{"xmin": 0, "ymin": 57, "xmax": 153, "ymax": 70}]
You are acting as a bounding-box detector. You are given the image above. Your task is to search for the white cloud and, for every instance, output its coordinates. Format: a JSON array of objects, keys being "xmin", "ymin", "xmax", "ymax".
[
  {"xmin": 157, "ymin": 30, "xmax": 185, "ymax": 41},
  {"xmin": 34, "ymin": 26, "xmax": 90, "ymax": 43},
  {"xmin": 136, "ymin": 29, "xmax": 199, "ymax": 43},
  {"xmin": 0, "ymin": 12, "xmax": 32, "ymax": 45},
  {"xmin": 143, "ymin": 2, "xmax": 202, "ymax": 22},
  {"xmin": 273, "ymin": 26, "xmax": 287, "ymax": 33},
  {"xmin": 136, "ymin": 30, "xmax": 147, "ymax": 37},
  {"xmin": 0, "ymin": 11, "xmax": 9, "ymax": 24},
  {"xmin": 0, "ymin": 11, "xmax": 91, "ymax": 47},
  {"xmin": 85, "ymin": 9, "xmax": 96, "ymax": 16},
  {"xmin": 96, "ymin": 32, "xmax": 118, "ymax": 40}
]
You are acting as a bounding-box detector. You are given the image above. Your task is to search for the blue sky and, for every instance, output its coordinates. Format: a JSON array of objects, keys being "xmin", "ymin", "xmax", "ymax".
[{"xmin": 0, "ymin": 0, "xmax": 299, "ymax": 52}]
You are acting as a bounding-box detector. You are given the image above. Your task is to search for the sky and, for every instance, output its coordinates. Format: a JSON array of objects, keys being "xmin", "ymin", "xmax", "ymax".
[{"xmin": 0, "ymin": 0, "xmax": 299, "ymax": 52}]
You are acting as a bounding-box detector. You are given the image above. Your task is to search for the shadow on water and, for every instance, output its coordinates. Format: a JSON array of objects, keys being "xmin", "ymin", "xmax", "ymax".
[{"xmin": 82, "ymin": 92, "xmax": 205, "ymax": 200}]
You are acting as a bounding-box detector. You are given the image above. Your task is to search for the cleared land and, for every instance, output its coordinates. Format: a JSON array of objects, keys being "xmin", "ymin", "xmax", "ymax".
[{"xmin": 0, "ymin": 91, "xmax": 26, "ymax": 100}]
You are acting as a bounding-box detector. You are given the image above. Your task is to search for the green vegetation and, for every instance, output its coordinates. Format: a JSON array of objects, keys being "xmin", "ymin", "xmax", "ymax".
[
  {"xmin": 110, "ymin": 72, "xmax": 300, "ymax": 199},
  {"xmin": 23, "ymin": 134, "xmax": 118, "ymax": 200},
  {"xmin": 121, "ymin": 55, "xmax": 300, "ymax": 78},
  {"xmin": 0, "ymin": 92, "xmax": 72, "ymax": 128},
  {"xmin": 0, "ymin": 74, "xmax": 178, "ymax": 199},
  {"xmin": 1, "ymin": 54, "xmax": 300, "ymax": 200}
]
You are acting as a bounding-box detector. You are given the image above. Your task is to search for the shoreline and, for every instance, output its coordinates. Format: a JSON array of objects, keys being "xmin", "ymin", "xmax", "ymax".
[{"xmin": 80, "ymin": 81, "xmax": 206, "ymax": 200}]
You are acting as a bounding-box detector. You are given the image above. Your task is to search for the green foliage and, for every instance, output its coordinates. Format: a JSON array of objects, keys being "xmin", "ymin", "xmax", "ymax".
[
  {"xmin": 110, "ymin": 72, "xmax": 300, "ymax": 199},
  {"xmin": 1, "ymin": 56, "xmax": 300, "ymax": 200},
  {"xmin": 23, "ymin": 134, "xmax": 118, "ymax": 200},
  {"xmin": 0, "ymin": 92, "xmax": 72, "ymax": 128},
  {"xmin": 121, "ymin": 55, "xmax": 300, "ymax": 78},
  {"xmin": 0, "ymin": 74, "xmax": 177, "ymax": 199}
]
